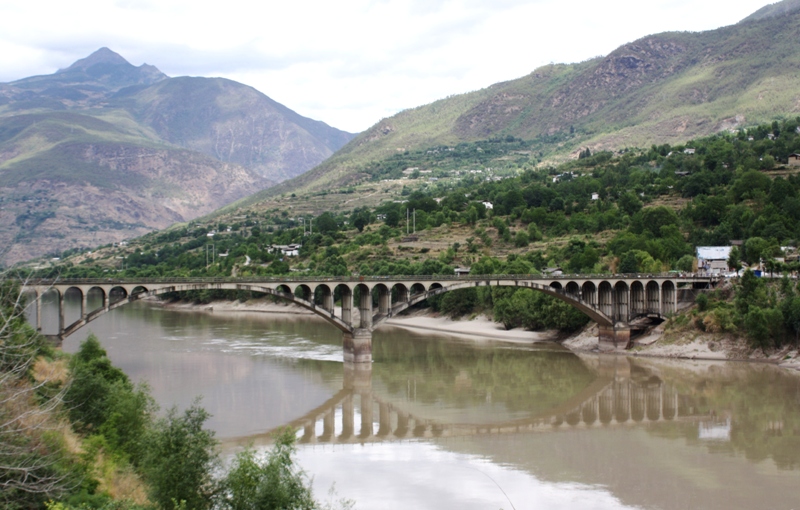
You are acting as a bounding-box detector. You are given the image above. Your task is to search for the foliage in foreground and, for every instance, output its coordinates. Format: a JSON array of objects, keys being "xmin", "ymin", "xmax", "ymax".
[{"xmin": 0, "ymin": 278, "xmax": 83, "ymax": 508}]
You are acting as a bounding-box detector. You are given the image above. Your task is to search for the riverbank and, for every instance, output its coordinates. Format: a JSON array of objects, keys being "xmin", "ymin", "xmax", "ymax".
[{"xmin": 158, "ymin": 298, "xmax": 800, "ymax": 371}]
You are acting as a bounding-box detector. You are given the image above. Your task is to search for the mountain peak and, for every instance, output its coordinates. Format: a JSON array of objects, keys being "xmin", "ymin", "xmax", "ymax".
[{"xmin": 59, "ymin": 47, "xmax": 132, "ymax": 73}]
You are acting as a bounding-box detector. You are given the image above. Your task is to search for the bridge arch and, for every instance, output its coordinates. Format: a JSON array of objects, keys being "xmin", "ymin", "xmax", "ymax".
[
  {"xmin": 55, "ymin": 282, "xmax": 357, "ymax": 340},
  {"xmin": 378, "ymin": 278, "xmax": 614, "ymax": 329}
]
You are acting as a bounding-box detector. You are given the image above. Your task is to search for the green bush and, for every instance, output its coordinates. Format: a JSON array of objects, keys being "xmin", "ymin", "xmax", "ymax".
[
  {"xmin": 142, "ymin": 402, "xmax": 219, "ymax": 510},
  {"xmin": 220, "ymin": 429, "xmax": 316, "ymax": 510}
]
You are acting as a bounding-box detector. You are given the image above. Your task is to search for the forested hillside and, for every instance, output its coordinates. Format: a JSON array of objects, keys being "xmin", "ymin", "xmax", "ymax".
[{"xmin": 34, "ymin": 118, "xmax": 800, "ymax": 347}]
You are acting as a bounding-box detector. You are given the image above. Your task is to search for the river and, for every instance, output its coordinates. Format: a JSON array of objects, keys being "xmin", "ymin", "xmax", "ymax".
[{"xmin": 45, "ymin": 298, "xmax": 800, "ymax": 509}]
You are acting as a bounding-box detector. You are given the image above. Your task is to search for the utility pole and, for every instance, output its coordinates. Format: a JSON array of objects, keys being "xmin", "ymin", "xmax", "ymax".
[
  {"xmin": 206, "ymin": 244, "xmax": 215, "ymax": 270},
  {"xmin": 413, "ymin": 209, "xmax": 416, "ymax": 233},
  {"xmin": 406, "ymin": 208, "xmax": 409, "ymax": 234}
]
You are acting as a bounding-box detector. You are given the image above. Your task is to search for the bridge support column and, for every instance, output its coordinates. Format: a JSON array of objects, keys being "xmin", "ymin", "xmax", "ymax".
[
  {"xmin": 341, "ymin": 288, "xmax": 353, "ymax": 325},
  {"xmin": 58, "ymin": 292, "xmax": 65, "ymax": 337},
  {"xmin": 377, "ymin": 287, "xmax": 390, "ymax": 315},
  {"xmin": 322, "ymin": 289, "xmax": 334, "ymax": 313},
  {"xmin": 36, "ymin": 295, "xmax": 42, "ymax": 332},
  {"xmin": 396, "ymin": 287, "xmax": 409, "ymax": 305},
  {"xmin": 343, "ymin": 329, "xmax": 372, "ymax": 363},
  {"xmin": 599, "ymin": 324, "xmax": 631, "ymax": 349},
  {"xmin": 359, "ymin": 289, "xmax": 372, "ymax": 329},
  {"xmin": 81, "ymin": 292, "xmax": 88, "ymax": 321}
]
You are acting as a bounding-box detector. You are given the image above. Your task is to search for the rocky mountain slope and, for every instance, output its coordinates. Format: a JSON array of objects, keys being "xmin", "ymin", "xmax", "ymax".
[
  {"xmin": 0, "ymin": 49, "xmax": 354, "ymax": 266},
  {"xmin": 258, "ymin": 0, "xmax": 800, "ymax": 199}
]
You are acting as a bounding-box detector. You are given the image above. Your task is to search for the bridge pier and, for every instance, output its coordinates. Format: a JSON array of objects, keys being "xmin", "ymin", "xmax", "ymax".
[
  {"xmin": 343, "ymin": 329, "xmax": 372, "ymax": 363},
  {"xmin": 598, "ymin": 324, "xmax": 631, "ymax": 349}
]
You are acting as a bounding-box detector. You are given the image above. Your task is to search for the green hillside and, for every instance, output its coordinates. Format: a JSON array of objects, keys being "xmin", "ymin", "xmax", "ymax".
[{"xmin": 256, "ymin": 0, "xmax": 800, "ymax": 199}]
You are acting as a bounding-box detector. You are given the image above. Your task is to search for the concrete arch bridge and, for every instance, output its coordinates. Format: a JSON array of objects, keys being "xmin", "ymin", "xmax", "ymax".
[{"xmin": 23, "ymin": 273, "xmax": 716, "ymax": 362}]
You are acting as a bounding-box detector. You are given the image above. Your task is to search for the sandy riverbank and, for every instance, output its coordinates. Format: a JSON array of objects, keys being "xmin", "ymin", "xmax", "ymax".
[{"xmin": 157, "ymin": 298, "xmax": 800, "ymax": 371}]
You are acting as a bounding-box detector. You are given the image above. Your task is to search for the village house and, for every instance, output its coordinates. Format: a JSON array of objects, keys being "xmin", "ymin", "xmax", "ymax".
[
  {"xmin": 696, "ymin": 246, "xmax": 732, "ymax": 275},
  {"xmin": 454, "ymin": 267, "xmax": 471, "ymax": 277},
  {"xmin": 270, "ymin": 244, "xmax": 302, "ymax": 257},
  {"xmin": 788, "ymin": 153, "xmax": 800, "ymax": 166}
]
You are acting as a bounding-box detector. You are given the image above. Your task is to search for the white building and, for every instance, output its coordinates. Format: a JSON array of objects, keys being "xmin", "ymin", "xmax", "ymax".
[
  {"xmin": 270, "ymin": 244, "xmax": 302, "ymax": 257},
  {"xmin": 696, "ymin": 246, "xmax": 732, "ymax": 274}
]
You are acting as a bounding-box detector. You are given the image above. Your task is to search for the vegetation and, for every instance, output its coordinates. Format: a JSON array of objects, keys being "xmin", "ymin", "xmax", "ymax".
[
  {"xmin": 32, "ymin": 118, "xmax": 800, "ymax": 344},
  {"xmin": 0, "ymin": 279, "xmax": 349, "ymax": 509}
]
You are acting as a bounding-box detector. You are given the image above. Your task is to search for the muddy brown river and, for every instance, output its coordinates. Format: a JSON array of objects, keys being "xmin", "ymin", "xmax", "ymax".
[{"xmin": 43, "ymin": 298, "xmax": 800, "ymax": 510}]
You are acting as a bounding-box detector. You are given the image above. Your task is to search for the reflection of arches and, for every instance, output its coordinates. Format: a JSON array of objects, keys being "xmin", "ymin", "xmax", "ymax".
[
  {"xmin": 581, "ymin": 400, "xmax": 597, "ymax": 425},
  {"xmin": 565, "ymin": 409, "xmax": 581, "ymax": 426},
  {"xmin": 631, "ymin": 385, "xmax": 645, "ymax": 422},
  {"xmin": 599, "ymin": 388, "xmax": 614, "ymax": 424},
  {"xmin": 647, "ymin": 385, "xmax": 662, "ymax": 421}
]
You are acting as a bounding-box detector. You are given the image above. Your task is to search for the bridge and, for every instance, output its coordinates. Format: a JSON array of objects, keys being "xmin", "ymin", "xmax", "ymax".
[{"xmin": 22, "ymin": 273, "xmax": 716, "ymax": 362}]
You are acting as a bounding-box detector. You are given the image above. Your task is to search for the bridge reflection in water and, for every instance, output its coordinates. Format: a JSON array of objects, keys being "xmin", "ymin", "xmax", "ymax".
[{"xmin": 231, "ymin": 356, "xmax": 698, "ymax": 447}]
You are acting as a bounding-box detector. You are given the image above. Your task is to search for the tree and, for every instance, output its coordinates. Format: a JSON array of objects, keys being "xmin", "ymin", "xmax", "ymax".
[
  {"xmin": 619, "ymin": 252, "xmax": 639, "ymax": 273},
  {"xmin": 0, "ymin": 279, "xmax": 78, "ymax": 507},
  {"xmin": 315, "ymin": 213, "xmax": 338, "ymax": 235},
  {"xmin": 142, "ymin": 402, "xmax": 220, "ymax": 510},
  {"xmin": 219, "ymin": 428, "xmax": 346, "ymax": 510},
  {"xmin": 728, "ymin": 246, "xmax": 741, "ymax": 272}
]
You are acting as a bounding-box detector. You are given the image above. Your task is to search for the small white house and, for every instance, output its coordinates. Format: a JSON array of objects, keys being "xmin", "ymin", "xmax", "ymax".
[
  {"xmin": 482, "ymin": 201, "xmax": 494, "ymax": 210},
  {"xmin": 696, "ymin": 246, "xmax": 732, "ymax": 274},
  {"xmin": 270, "ymin": 244, "xmax": 302, "ymax": 257},
  {"xmin": 454, "ymin": 267, "xmax": 471, "ymax": 277},
  {"xmin": 591, "ymin": 193, "xmax": 599, "ymax": 201}
]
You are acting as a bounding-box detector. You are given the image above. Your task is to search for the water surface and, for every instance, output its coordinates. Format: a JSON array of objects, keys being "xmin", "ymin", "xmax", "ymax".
[{"xmin": 48, "ymin": 299, "xmax": 800, "ymax": 510}]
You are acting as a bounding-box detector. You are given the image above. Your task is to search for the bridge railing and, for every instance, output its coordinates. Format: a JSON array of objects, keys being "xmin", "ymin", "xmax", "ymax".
[{"xmin": 19, "ymin": 273, "xmax": 717, "ymax": 286}]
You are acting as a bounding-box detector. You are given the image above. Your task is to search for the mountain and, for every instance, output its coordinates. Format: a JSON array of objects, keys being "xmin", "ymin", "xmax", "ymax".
[
  {"xmin": 113, "ymin": 77, "xmax": 354, "ymax": 181},
  {"xmin": 0, "ymin": 49, "xmax": 354, "ymax": 266},
  {"xmin": 256, "ymin": 0, "xmax": 800, "ymax": 199}
]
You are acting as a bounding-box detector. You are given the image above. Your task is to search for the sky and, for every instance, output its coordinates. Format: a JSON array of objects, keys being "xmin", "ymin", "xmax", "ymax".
[{"xmin": 0, "ymin": 0, "xmax": 776, "ymax": 133}]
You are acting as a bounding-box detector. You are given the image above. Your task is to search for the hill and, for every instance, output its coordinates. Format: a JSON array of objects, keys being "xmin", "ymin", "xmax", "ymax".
[
  {"xmin": 0, "ymin": 49, "xmax": 354, "ymax": 266},
  {"xmin": 255, "ymin": 0, "xmax": 800, "ymax": 199}
]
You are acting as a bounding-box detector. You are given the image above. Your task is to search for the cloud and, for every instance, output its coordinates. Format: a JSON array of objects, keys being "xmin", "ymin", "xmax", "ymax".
[{"xmin": 0, "ymin": 0, "xmax": 778, "ymax": 132}]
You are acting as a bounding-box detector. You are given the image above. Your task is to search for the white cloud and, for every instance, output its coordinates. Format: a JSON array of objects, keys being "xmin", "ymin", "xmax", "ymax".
[{"xmin": 0, "ymin": 0, "xmax": 777, "ymax": 132}]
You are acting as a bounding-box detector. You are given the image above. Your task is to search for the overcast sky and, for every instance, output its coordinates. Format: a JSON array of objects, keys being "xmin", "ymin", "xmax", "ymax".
[{"xmin": 0, "ymin": 0, "xmax": 776, "ymax": 133}]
